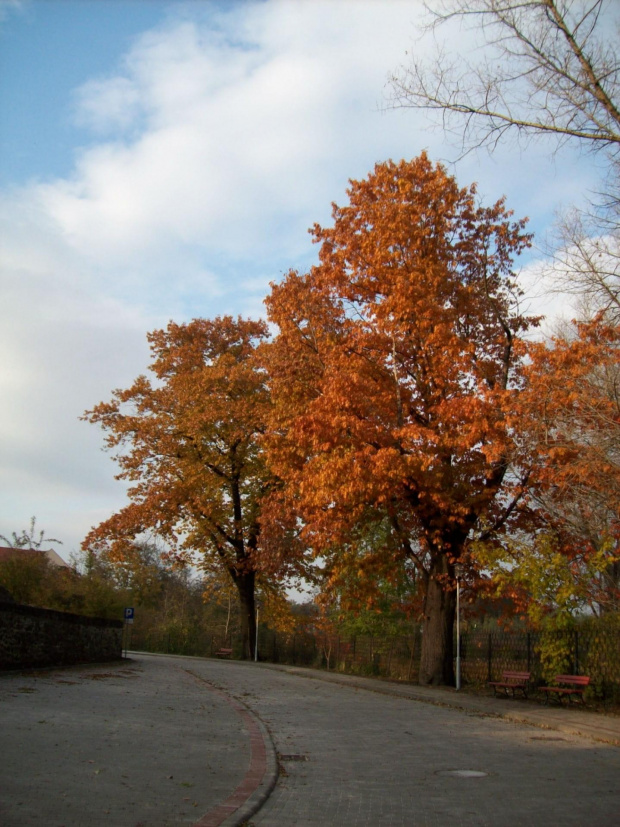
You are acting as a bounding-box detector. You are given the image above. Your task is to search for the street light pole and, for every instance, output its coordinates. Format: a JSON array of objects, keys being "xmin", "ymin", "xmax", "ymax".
[
  {"xmin": 255, "ymin": 602, "xmax": 259, "ymax": 663},
  {"xmin": 455, "ymin": 565, "xmax": 462, "ymax": 691}
]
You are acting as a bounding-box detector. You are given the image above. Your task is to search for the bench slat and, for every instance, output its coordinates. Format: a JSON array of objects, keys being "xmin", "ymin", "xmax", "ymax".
[
  {"xmin": 540, "ymin": 675, "xmax": 590, "ymax": 704},
  {"xmin": 488, "ymin": 671, "xmax": 531, "ymax": 699}
]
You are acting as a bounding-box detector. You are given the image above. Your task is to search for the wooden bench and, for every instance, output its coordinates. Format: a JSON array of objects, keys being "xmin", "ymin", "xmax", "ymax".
[
  {"xmin": 488, "ymin": 670, "xmax": 531, "ymax": 699},
  {"xmin": 539, "ymin": 675, "xmax": 590, "ymax": 704},
  {"xmin": 214, "ymin": 648, "xmax": 233, "ymax": 658}
]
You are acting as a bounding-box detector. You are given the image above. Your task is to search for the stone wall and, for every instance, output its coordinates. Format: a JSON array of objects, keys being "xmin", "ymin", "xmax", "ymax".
[{"xmin": 0, "ymin": 601, "xmax": 123, "ymax": 670}]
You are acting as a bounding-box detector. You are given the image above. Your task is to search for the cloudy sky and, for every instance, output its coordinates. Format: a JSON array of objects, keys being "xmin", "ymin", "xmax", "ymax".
[{"xmin": 0, "ymin": 0, "xmax": 605, "ymax": 562}]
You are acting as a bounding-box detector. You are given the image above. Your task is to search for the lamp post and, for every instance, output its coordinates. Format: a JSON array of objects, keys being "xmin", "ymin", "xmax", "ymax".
[
  {"xmin": 455, "ymin": 564, "xmax": 463, "ymax": 691},
  {"xmin": 254, "ymin": 601, "xmax": 260, "ymax": 663}
]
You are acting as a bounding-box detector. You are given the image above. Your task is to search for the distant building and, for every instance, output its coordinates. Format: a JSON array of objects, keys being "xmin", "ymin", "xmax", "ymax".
[{"xmin": 0, "ymin": 547, "xmax": 71, "ymax": 569}]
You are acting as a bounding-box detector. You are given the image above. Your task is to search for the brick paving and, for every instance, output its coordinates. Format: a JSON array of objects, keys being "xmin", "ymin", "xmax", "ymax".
[
  {"xmin": 186, "ymin": 658, "xmax": 620, "ymax": 827},
  {"xmin": 2, "ymin": 653, "xmax": 619, "ymax": 826},
  {"xmin": 188, "ymin": 671, "xmax": 275, "ymax": 827},
  {"xmin": 0, "ymin": 658, "xmax": 250, "ymax": 826}
]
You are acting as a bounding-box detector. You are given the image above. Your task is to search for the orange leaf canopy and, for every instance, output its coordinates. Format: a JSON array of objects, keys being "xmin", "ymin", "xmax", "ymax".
[
  {"xmin": 264, "ymin": 154, "xmax": 537, "ymax": 576},
  {"xmin": 522, "ymin": 316, "xmax": 620, "ymax": 569},
  {"xmin": 82, "ymin": 316, "xmax": 299, "ymax": 582}
]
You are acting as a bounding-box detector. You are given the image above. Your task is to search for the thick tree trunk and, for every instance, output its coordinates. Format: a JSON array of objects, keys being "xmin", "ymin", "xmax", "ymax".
[
  {"xmin": 235, "ymin": 570, "xmax": 256, "ymax": 660},
  {"xmin": 418, "ymin": 553, "xmax": 456, "ymax": 686}
]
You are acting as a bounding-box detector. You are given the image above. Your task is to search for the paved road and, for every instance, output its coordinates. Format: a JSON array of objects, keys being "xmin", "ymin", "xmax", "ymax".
[
  {"xmin": 194, "ymin": 657, "xmax": 620, "ymax": 827},
  {"xmin": 2, "ymin": 653, "xmax": 619, "ymax": 826},
  {"xmin": 0, "ymin": 658, "xmax": 251, "ymax": 826}
]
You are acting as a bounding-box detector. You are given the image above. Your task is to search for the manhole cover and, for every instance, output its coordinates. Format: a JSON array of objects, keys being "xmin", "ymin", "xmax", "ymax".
[
  {"xmin": 279, "ymin": 754, "xmax": 307, "ymax": 762},
  {"xmin": 436, "ymin": 770, "xmax": 488, "ymax": 778}
]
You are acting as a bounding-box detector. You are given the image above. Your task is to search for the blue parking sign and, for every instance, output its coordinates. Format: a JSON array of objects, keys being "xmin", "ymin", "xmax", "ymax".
[{"xmin": 124, "ymin": 607, "xmax": 135, "ymax": 623}]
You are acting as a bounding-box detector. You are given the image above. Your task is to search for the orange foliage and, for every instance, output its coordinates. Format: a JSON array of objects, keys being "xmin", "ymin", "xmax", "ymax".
[
  {"xmin": 82, "ymin": 316, "xmax": 304, "ymax": 657},
  {"xmin": 519, "ymin": 315, "xmax": 620, "ymax": 610},
  {"xmin": 524, "ymin": 316, "xmax": 620, "ymax": 514},
  {"xmin": 263, "ymin": 154, "xmax": 537, "ymax": 683}
]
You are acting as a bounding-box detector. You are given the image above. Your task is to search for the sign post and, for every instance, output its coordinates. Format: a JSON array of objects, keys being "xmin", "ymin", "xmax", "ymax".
[{"xmin": 123, "ymin": 607, "xmax": 135, "ymax": 658}]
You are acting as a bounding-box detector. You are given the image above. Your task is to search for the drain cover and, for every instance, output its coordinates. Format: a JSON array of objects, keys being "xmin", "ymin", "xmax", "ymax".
[{"xmin": 436, "ymin": 770, "xmax": 488, "ymax": 778}]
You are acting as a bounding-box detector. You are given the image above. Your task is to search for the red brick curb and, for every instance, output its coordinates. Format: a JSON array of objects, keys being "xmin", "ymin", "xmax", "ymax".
[{"xmin": 185, "ymin": 669, "xmax": 278, "ymax": 827}]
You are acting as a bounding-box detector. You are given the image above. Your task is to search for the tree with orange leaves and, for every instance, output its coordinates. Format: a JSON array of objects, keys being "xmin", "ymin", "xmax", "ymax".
[
  {"xmin": 83, "ymin": 316, "xmax": 303, "ymax": 659},
  {"xmin": 521, "ymin": 315, "xmax": 620, "ymax": 613},
  {"xmin": 264, "ymin": 154, "xmax": 537, "ymax": 685}
]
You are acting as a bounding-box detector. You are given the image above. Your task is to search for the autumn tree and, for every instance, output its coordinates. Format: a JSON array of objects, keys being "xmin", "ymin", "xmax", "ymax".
[
  {"xmin": 323, "ymin": 530, "xmax": 421, "ymax": 639},
  {"xmin": 473, "ymin": 312, "xmax": 620, "ymax": 622},
  {"xmin": 82, "ymin": 316, "xmax": 302, "ymax": 659},
  {"xmin": 264, "ymin": 154, "xmax": 537, "ymax": 685},
  {"xmin": 0, "ymin": 551, "xmax": 54, "ymax": 606},
  {"xmin": 81, "ymin": 540, "xmax": 170, "ymax": 608},
  {"xmin": 524, "ymin": 316, "xmax": 620, "ymax": 610},
  {"xmin": 390, "ymin": 0, "xmax": 620, "ymax": 617}
]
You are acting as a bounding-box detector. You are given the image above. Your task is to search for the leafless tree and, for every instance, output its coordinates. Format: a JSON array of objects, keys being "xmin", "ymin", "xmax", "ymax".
[
  {"xmin": 546, "ymin": 207, "xmax": 620, "ymax": 321},
  {"xmin": 389, "ymin": 1, "xmax": 620, "ymax": 162},
  {"xmin": 0, "ymin": 516, "xmax": 62, "ymax": 550},
  {"xmin": 390, "ymin": 1, "xmax": 620, "ymax": 319}
]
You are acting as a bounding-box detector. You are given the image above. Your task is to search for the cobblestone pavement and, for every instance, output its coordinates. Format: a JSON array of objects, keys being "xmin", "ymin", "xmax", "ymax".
[
  {"xmin": 182, "ymin": 656, "xmax": 620, "ymax": 827},
  {"xmin": 0, "ymin": 658, "xmax": 250, "ymax": 826},
  {"xmin": 2, "ymin": 653, "xmax": 619, "ymax": 827}
]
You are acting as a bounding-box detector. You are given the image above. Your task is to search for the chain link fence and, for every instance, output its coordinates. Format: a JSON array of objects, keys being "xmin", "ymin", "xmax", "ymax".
[
  {"xmin": 463, "ymin": 627, "xmax": 620, "ymax": 695},
  {"xmin": 259, "ymin": 625, "xmax": 620, "ymax": 701},
  {"xmin": 128, "ymin": 615, "xmax": 620, "ymax": 701}
]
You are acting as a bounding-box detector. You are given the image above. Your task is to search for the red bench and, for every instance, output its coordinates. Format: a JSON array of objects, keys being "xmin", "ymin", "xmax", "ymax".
[
  {"xmin": 488, "ymin": 670, "xmax": 531, "ymax": 699},
  {"xmin": 539, "ymin": 675, "xmax": 590, "ymax": 704},
  {"xmin": 214, "ymin": 648, "xmax": 233, "ymax": 658}
]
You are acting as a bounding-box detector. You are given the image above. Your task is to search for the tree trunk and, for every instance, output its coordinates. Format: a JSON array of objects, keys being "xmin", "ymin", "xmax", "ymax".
[
  {"xmin": 235, "ymin": 570, "xmax": 256, "ymax": 660},
  {"xmin": 418, "ymin": 553, "xmax": 456, "ymax": 686}
]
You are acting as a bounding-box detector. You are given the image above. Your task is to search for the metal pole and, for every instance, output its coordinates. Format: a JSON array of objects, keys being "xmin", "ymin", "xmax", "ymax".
[
  {"xmin": 488, "ymin": 633, "xmax": 492, "ymax": 682},
  {"xmin": 574, "ymin": 629, "xmax": 579, "ymax": 674},
  {"xmin": 255, "ymin": 604, "xmax": 259, "ymax": 662},
  {"xmin": 456, "ymin": 572, "xmax": 461, "ymax": 691}
]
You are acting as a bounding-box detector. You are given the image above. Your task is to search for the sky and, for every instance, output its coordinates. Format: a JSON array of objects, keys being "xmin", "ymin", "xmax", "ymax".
[{"xmin": 0, "ymin": 0, "xmax": 607, "ymax": 564}]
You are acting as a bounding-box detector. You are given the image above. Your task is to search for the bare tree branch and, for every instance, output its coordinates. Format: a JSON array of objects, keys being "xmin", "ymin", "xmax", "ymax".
[{"xmin": 389, "ymin": 1, "xmax": 620, "ymax": 160}]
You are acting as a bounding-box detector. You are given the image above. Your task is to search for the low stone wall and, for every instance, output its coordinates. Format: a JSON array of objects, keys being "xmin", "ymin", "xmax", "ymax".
[{"xmin": 0, "ymin": 601, "xmax": 123, "ymax": 670}]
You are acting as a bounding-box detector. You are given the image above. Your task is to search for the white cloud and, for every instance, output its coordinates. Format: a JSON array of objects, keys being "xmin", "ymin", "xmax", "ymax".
[
  {"xmin": 0, "ymin": 0, "xmax": 604, "ymax": 556},
  {"xmin": 74, "ymin": 76, "xmax": 142, "ymax": 134},
  {"xmin": 48, "ymin": 2, "xmax": 434, "ymax": 269}
]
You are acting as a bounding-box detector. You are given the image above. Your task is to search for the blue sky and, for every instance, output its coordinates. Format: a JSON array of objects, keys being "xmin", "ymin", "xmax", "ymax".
[
  {"xmin": 0, "ymin": 1, "xmax": 168, "ymax": 185},
  {"xmin": 0, "ymin": 0, "xmax": 606, "ymax": 562}
]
